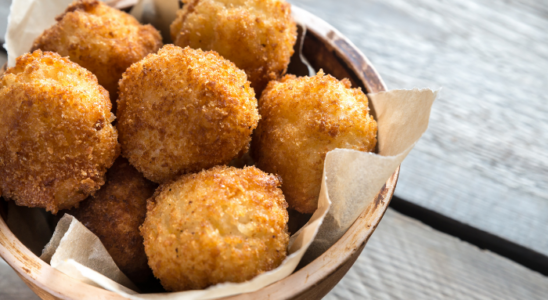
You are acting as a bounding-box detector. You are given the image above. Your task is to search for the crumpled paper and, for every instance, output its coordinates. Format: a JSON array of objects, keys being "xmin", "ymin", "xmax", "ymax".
[
  {"xmin": 3, "ymin": 0, "xmax": 73, "ymax": 67},
  {"xmin": 41, "ymin": 214, "xmax": 139, "ymax": 292},
  {"xmin": 3, "ymin": 0, "xmax": 437, "ymax": 299},
  {"xmin": 307, "ymin": 89, "xmax": 437, "ymax": 260},
  {"xmin": 39, "ymin": 192, "xmax": 330, "ymax": 300}
]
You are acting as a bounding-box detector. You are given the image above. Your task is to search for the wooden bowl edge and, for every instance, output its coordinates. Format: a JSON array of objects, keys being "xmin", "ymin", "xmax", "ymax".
[{"xmin": 0, "ymin": 5, "xmax": 395, "ymax": 300}]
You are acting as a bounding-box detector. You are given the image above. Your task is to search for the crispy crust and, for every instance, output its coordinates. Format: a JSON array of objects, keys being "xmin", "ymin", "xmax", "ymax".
[
  {"xmin": 171, "ymin": 0, "xmax": 297, "ymax": 96},
  {"xmin": 141, "ymin": 166, "xmax": 289, "ymax": 291},
  {"xmin": 31, "ymin": 0, "xmax": 162, "ymax": 107},
  {"xmin": 0, "ymin": 50, "xmax": 119, "ymax": 213},
  {"xmin": 251, "ymin": 71, "xmax": 378, "ymax": 213},
  {"xmin": 117, "ymin": 45, "xmax": 260, "ymax": 183},
  {"xmin": 67, "ymin": 157, "xmax": 157, "ymax": 285}
]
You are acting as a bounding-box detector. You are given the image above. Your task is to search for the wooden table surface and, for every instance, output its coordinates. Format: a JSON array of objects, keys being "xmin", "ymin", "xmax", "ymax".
[{"xmin": 1, "ymin": 0, "xmax": 548, "ymax": 299}]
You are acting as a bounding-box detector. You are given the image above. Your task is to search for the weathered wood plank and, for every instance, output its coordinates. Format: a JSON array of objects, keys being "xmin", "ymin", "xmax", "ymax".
[
  {"xmin": 289, "ymin": 0, "xmax": 548, "ymax": 256},
  {"xmin": 0, "ymin": 0, "xmax": 9, "ymax": 41},
  {"xmin": 326, "ymin": 209, "xmax": 548, "ymax": 299}
]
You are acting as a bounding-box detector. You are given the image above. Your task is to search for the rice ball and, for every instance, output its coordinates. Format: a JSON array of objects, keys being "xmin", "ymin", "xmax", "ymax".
[
  {"xmin": 141, "ymin": 166, "xmax": 289, "ymax": 291},
  {"xmin": 0, "ymin": 50, "xmax": 119, "ymax": 213}
]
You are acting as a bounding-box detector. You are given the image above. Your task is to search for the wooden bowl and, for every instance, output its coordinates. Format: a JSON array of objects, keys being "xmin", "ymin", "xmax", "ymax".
[{"xmin": 0, "ymin": 6, "xmax": 396, "ymax": 300}]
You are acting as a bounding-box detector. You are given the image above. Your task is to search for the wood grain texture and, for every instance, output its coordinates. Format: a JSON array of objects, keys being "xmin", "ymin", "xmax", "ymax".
[
  {"xmin": 288, "ymin": 0, "xmax": 548, "ymax": 256},
  {"xmin": 326, "ymin": 209, "xmax": 548, "ymax": 300},
  {"xmin": 0, "ymin": 0, "xmax": 9, "ymax": 41},
  {"xmin": 0, "ymin": 258, "xmax": 40, "ymax": 300}
]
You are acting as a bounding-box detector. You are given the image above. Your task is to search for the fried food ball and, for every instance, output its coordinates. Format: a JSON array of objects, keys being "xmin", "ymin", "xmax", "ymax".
[
  {"xmin": 141, "ymin": 166, "xmax": 289, "ymax": 291},
  {"xmin": 171, "ymin": 0, "xmax": 297, "ymax": 95},
  {"xmin": 0, "ymin": 50, "xmax": 119, "ymax": 213},
  {"xmin": 66, "ymin": 157, "xmax": 157, "ymax": 285},
  {"xmin": 251, "ymin": 70, "xmax": 378, "ymax": 213},
  {"xmin": 117, "ymin": 45, "xmax": 259, "ymax": 183},
  {"xmin": 31, "ymin": 0, "xmax": 163, "ymax": 106}
]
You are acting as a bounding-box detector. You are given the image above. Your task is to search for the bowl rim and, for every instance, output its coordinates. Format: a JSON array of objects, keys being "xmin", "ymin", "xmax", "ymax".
[{"xmin": 0, "ymin": 5, "xmax": 395, "ymax": 300}]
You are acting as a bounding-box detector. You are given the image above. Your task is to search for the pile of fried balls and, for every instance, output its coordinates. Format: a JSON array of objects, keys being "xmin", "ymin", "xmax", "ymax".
[{"xmin": 0, "ymin": 0, "xmax": 377, "ymax": 292}]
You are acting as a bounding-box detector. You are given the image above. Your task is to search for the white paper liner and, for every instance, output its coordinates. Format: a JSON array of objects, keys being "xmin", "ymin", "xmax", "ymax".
[
  {"xmin": 3, "ymin": 0, "xmax": 74, "ymax": 67},
  {"xmin": 3, "ymin": 0, "xmax": 438, "ymax": 299},
  {"xmin": 40, "ymin": 179, "xmax": 330, "ymax": 300},
  {"xmin": 307, "ymin": 89, "xmax": 438, "ymax": 260},
  {"xmin": 41, "ymin": 214, "xmax": 138, "ymax": 291}
]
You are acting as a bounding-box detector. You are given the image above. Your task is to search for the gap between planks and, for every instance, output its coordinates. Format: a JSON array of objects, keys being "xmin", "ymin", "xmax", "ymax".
[{"xmin": 326, "ymin": 209, "xmax": 548, "ymax": 300}]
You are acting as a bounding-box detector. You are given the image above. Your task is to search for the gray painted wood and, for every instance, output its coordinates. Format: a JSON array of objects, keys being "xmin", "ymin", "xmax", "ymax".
[
  {"xmin": 0, "ymin": 0, "xmax": 10, "ymax": 44},
  {"xmin": 289, "ymin": 0, "xmax": 548, "ymax": 256},
  {"xmin": 326, "ymin": 209, "xmax": 548, "ymax": 300}
]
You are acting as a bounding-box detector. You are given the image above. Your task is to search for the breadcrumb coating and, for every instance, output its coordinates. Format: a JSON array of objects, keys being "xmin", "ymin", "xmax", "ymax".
[
  {"xmin": 117, "ymin": 45, "xmax": 259, "ymax": 183},
  {"xmin": 0, "ymin": 50, "xmax": 119, "ymax": 213},
  {"xmin": 171, "ymin": 0, "xmax": 297, "ymax": 96},
  {"xmin": 251, "ymin": 71, "xmax": 378, "ymax": 213},
  {"xmin": 31, "ymin": 0, "xmax": 162, "ymax": 107},
  {"xmin": 67, "ymin": 157, "xmax": 157, "ymax": 285},
  {"xmin": 141, "ymin": 166, "xmax": 289, "ymax": 291}
]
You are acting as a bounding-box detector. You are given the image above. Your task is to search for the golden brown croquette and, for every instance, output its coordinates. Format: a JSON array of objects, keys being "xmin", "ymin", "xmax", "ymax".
[
  {"xmin": 171, "ymin": 0, "xmax": 297, "ymax": 96},
  {"xmin": 67, "ymin": 157, "xmax": 157, "ymax": 285},
  {"xmin": 251, "ymin": 70, "xmax": 378, "ymax": 213},
  {"xmin": 0, "ymin": 50, "xmax": 119, "ymax": 213},
  {"xmin": 141, "ymin": 166, "xmax": 289, "ymax": 291},
  {"xmin": 116, "ymin": 45, "xmax": 259, "ymax": 183},
  {"xmin": 31, "ymin": 0, "xmax": 162, "ymax": 106}
]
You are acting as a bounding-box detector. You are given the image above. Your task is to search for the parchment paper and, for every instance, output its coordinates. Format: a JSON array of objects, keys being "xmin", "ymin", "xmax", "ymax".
[
  {"xmin": 3, "ymin": 0, "xmax": 73, "ymax": 67},
  {"xmin": 41, "ymin": 214, "xmax": 139, "ymax": 291},
  {"xmin": 39, "ymin": 183, "xmax": 330, "ymax": 300},
  {"xmin": 4, "ymin": 0, "xmax": 438, "ymax": 299},
  {"xmin": 306, "ymin": 89, "xmax": 437, "ymax": 260}
]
